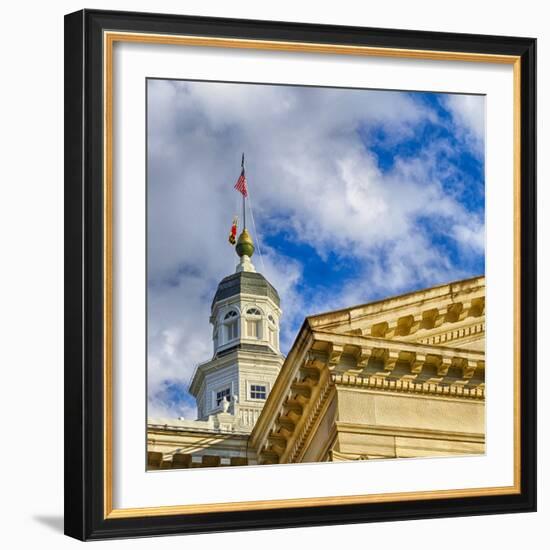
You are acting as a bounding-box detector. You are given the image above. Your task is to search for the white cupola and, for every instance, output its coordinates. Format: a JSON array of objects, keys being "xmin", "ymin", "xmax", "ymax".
[{"xmin": 189, "ymin": 227, "xmax": 284, "ymax": 430}]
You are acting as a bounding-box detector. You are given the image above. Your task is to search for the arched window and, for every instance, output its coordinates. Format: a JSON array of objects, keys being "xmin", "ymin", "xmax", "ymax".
[
  {"xmin": 223, "ymin": 310, "xmax": 239, "ymax": 342},
  {"xmin": 245, "ymin": 307, "xmax": 262, "ymax": 339}
]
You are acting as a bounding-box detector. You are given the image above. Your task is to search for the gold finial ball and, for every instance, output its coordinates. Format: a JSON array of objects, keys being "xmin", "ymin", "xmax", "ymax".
[{"xmin": 236, "ymin": 228, "xmax": 255, "ymax": 257}]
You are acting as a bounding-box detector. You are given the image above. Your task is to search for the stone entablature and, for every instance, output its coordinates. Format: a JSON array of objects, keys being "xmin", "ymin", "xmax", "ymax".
[
  {"xmin": 250, "ymin": 332, "xmax": 485, "ymax": 465},
  {"xmin": 311, "ymin": 330, "xmax": 485, "ymax": 390}
]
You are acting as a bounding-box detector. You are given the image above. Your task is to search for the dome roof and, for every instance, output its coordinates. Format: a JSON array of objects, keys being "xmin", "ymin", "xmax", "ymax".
[{"xmin": 211, "ymin": 271, "xmax": 280, "ymax": 310}]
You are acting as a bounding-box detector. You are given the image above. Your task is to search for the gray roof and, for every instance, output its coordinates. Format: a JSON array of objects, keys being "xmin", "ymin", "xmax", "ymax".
[
  {"xmin": 212, "ymin": 271, "xmax": 280, "ymax": 309},
  {"xmin": 216, "ymin": 342, "xmax": 278, "ymax": 358}
]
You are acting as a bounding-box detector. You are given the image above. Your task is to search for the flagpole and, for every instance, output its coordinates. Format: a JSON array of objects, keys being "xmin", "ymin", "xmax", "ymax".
[{"xmin": 242, "ymin": 153, "xmax": 246, "ymax": 229}]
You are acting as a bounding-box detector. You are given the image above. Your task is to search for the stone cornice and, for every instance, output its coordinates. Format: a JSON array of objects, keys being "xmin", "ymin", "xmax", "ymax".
[
  {"xmin": 285, "ymin": 374, "xmax": 335, "ymax": 463},
  {"xmin": 312, "ymin": 330, "xmax": 485, "ymax": 394},
  {"xmin": 248, "ymin": 322, "xmax": 314, "ymax": 450},
  {"xmin": 367, "ymin": 296, "xmax": 485, "ymax": 341},
  {"xmin": 251, "ymin": 329, "xmax": 335, "ymax": 464},
  {"xmin": 311, "ymin": 329, "xmax": 485, "ymax": 365},
  {"xmin": 415, "ymin": 321, "xmax": 484, "ymax": 346}
]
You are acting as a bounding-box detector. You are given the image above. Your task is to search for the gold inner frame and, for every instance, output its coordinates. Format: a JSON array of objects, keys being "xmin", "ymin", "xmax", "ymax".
[{"xmin": 103, "ymin": 30, "xmax": 522, "ymax": 519}]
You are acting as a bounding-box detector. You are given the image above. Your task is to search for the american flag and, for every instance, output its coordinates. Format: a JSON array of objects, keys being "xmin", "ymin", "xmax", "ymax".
[{"xmin": 234, "ymin": 168, "xmax": 248, "ymax": 197}]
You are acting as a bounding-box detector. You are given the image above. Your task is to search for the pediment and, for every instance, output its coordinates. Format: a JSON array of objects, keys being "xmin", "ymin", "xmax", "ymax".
[{"xmin": 307, "ymin": 276, "xmax": 485, "ymax": 350}]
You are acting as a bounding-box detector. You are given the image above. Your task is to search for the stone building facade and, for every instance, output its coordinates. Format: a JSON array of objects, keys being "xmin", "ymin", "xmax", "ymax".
[{"xmin": 148, "ymin": 229, "xmax": 485, "ymax": 469}]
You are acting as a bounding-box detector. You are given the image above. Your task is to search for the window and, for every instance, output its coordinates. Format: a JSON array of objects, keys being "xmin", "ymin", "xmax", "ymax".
[
  {"xmin": 246, "ymin": 307, "xmax": 262, "ymax": 339},
  {"xmin": 216, "ymin": 388, "xmax": 231, "ymax": 407},
  {"xmin": 250, "ymin": 384, "xmax": 267, "ymax": 400},
  {"xmin": 246, "ymin": 319, "xmax": 261, "ymax": 338},
  {"xmin": 227, "ymin": 321, "xmax": 238, "ymax": 340},
  {"xmin": 224, "ymin": 310, "xmax": 239, "ymax": 341}
]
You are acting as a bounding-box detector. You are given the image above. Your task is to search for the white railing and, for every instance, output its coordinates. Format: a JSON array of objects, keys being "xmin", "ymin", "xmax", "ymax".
[{"xmin": 238, "ymin": 406, "xmax": 261, "ymax": 427}]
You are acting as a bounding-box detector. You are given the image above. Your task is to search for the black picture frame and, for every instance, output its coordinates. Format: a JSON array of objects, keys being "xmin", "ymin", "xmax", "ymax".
[{"xmin": 64, "ymin": 8, "xmax": 536, "ymax": 541}]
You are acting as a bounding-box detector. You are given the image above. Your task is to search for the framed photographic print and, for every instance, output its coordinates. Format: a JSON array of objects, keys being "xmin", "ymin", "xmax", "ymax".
[{"xmin": 64, "ymin": 9, "xmax": 537, "ymax": 541}]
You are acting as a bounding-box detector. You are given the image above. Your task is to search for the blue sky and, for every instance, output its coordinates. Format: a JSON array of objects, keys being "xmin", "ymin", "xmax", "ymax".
[{"xmin": 146, "ymin": 79, "xmax": 485, "ymax": 419}]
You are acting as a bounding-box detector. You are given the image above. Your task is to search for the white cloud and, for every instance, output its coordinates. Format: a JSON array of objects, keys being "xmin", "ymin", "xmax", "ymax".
[
  {"xmin": 452, "ymin": 222, "xmax": 486, "ymax": 253},
  {"xmin": 146, "ymin": 80, "xmax": 485, "ymax": 418},
  {"xmin": 443, "ymin": 94, "xmax": 486, "ymax": 155}
]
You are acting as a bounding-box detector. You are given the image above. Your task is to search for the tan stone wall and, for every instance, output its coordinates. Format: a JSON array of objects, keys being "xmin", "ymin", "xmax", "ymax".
[
  {"xmin": 329, "ymin": 386, "xmax": 485, "ymax": 460},
  {"xmin": 336, "ymin": 387, "xmax": 485, "ymax": 434}
]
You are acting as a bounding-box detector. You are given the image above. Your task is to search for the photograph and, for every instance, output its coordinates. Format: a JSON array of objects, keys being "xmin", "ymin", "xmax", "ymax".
[
  {"xmin": 61, "ymin": 7, "xmax": 537, "ymax": 540},
  {"xmin": 146, "ymin": 78, "xmax": 487, "ymax": 470}
]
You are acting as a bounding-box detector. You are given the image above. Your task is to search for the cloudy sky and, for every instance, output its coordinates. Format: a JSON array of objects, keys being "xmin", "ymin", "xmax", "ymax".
[{"xmin": 147, "ymin": 78, "xmax": 485, "ymax": 420}]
